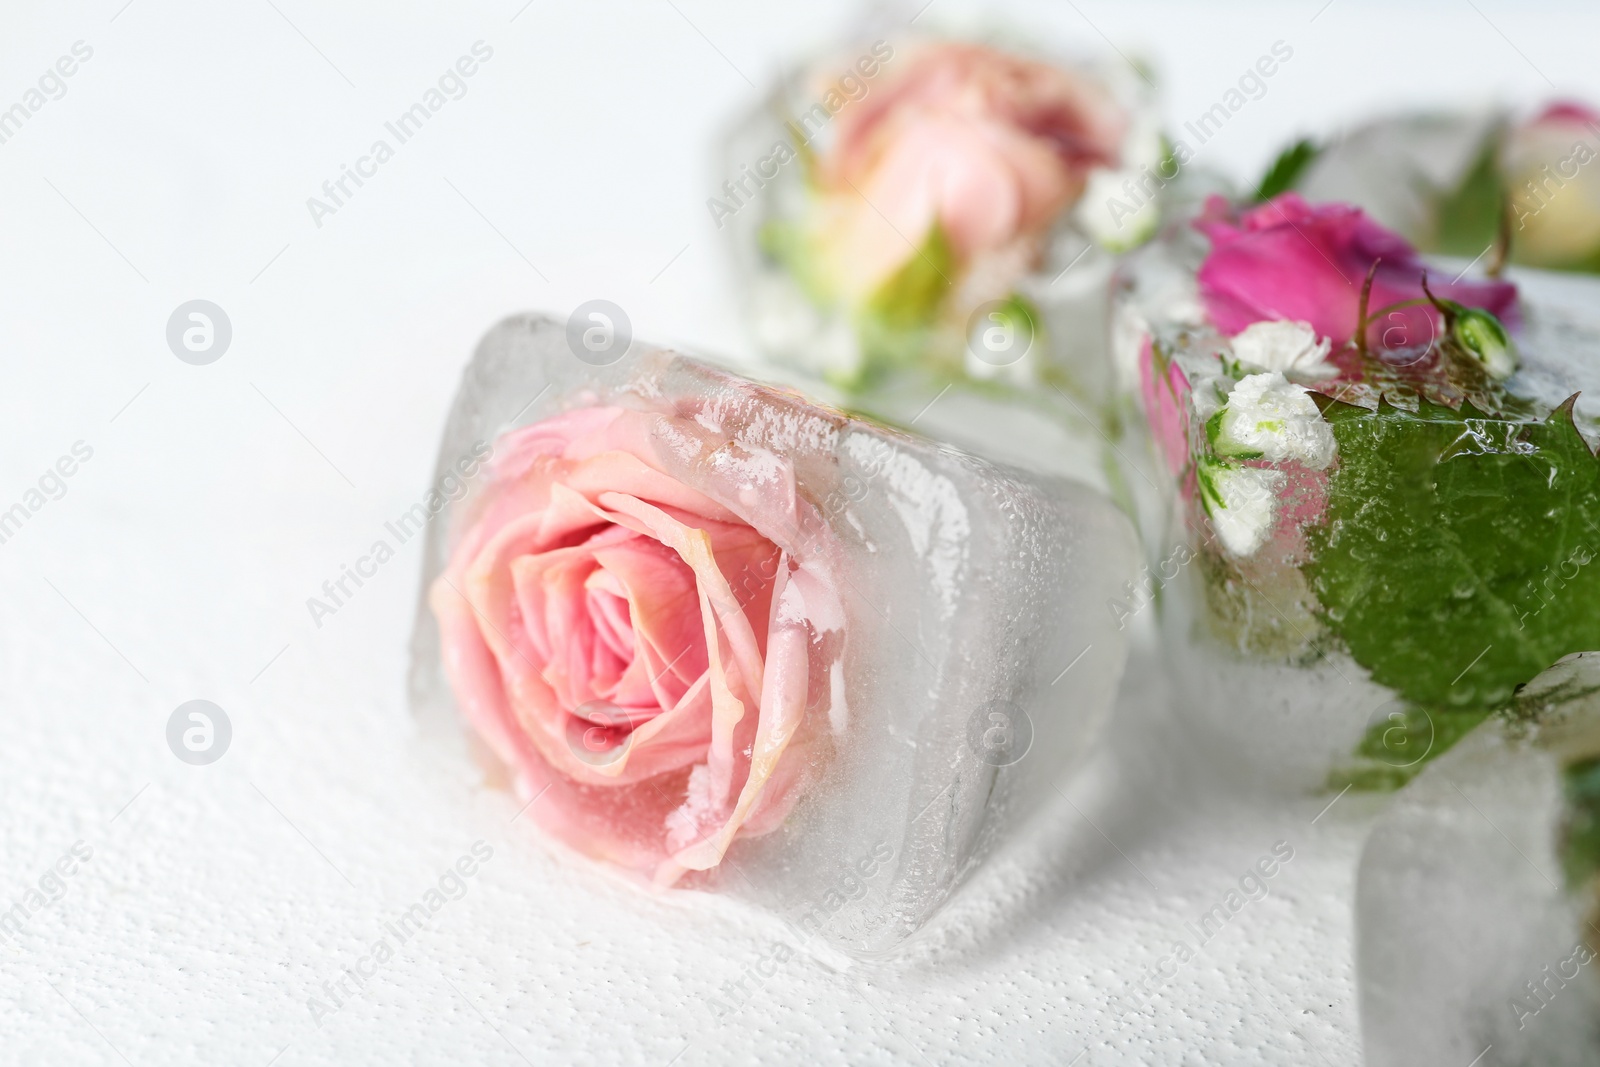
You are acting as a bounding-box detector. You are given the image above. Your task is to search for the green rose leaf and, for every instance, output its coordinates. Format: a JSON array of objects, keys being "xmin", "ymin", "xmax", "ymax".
[
  {"xmin": 851, "ymin": 221, "xmax": 958, "ymax": 380},
  {"xmin": 1433, "ymin": 129, "xmax": 1505, "ymax": 259},
  {"xmin": 1563, "ymin": 755, "xmax": 1600, "ymax": 892},
  {"xmin": 1309, "ymin": 396, "xmax": 1600, "ymax": 714},
  {"xmin": 1254, "ymin": 138, "xmax": 1319, "ymax": 202},
  {"xmin": 862, "ymin": 220, "xmax": 956, "ymax": 332}
]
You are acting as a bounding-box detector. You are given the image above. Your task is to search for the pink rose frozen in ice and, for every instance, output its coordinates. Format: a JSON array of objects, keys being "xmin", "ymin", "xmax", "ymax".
[
  {"xmin": 429, "ymin": 406, "xmax": 844, "ymax": 885},
  {"xmin": 813, "ymin": 40, "xmax": 1128, "ymax": 301},
  {"xmin": 1194, "ymin": 193, "xmax": 1519, "ymax": 353}
]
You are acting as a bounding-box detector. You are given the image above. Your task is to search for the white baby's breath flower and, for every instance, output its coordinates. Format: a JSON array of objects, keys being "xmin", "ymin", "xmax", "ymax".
[
  {"xmin": 1198, "ymin": 460, "xmax": 1285, "ymax": 558},
  {"xmin": 1229, "ymin": 320, "xmax": 1336, "ymax": 379},
  {"xmin": 1209, "ymin": 372, "xmax": 1337, "ymax": 470},
  {"xmin": 1075, "ymin": 166, "xmax": 1159, "ymax": 252}
]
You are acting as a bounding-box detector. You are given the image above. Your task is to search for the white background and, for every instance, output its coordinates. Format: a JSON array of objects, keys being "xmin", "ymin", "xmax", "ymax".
[{"xmin": 1, "ymin": 1, "xmax": 1596, "ymax": 1064}]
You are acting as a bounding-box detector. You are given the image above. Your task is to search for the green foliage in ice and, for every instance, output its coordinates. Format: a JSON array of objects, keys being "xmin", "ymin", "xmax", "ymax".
[
  {"xmin": 857, "ymin": 222, "xmax": 955, "ymax": 339},
  {"xmin": 1562, "ymin": 756, "xmax": 1600, "ymax": 892},
  {"xmin": 1432, "ymin": 131, "xmax": 1504, "ymax": 259},
  {"xmin": 1329, "ymin": 705, "xmax": 1492, "ymax": 792},
  {"xmin": 1314, "ymin": 395, "xmax": 1600, "ymax": 792},
  {"xmin": 1253, "ymin": 138, "xmax": 1319, "ymax": 202},
  {"xmin": 1309, "ymin": 397, "xmax": 1600, "ymax": 725}
]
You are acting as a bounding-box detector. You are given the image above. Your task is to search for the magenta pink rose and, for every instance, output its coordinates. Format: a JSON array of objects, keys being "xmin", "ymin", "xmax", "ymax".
[
  {"xmin": 1194, "ymin": 193, "xmax": 1519, "ymax": 352},
  {"xmin": 813, "ymin": 41, "xmax": 1127, "ymax": 301},
  {"xmin": 429, "ymin": 406, "xmax": 844, "ymax": 885},
  {"xmin": 1527, "ymin": 100, "xmax": 1600, "ymax": 129}
]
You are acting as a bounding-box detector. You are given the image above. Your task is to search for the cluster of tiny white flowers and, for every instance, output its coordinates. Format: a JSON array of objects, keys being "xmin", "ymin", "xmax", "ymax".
[{"xmin": 1196, "ymin": 321, "xmax": 1340, "ymax": 557}]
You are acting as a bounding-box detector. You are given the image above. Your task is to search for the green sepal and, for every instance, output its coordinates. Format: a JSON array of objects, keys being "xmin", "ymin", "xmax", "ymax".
[
  {"xmin": 861, "ymin": 220, "xmax": 956, "ymax": 333},
  {"xmin": 1254, "ymin": 138, "xmax": 1319, "ymax": 202}
]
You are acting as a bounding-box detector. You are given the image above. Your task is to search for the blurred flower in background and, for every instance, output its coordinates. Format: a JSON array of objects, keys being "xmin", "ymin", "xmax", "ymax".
[
  {"xmin": 1266, "ymin": 98, "xmax": 1600, "ymax": 274},
  {"xmin": 1502, "ymin": 101, "xmax": 1600, "ymax": 270},
  {"xmin": 727, "ymin": 28, "xmax": 1164, "ymax": 397}
]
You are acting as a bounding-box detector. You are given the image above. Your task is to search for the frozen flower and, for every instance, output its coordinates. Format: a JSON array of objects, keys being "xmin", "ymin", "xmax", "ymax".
[
  {"xmin": 811, "ymin": 41, "xmax": 1128, "ymax": 304},
  {"xmin": 1075, "ymin": 165, "xmax": 1161, "ymax": 251},
  {"xmin": 431, "ymin": 406, "xmax": 845, "ymax": 885},
  {"xmin": 1228, "ymin": 320, "xmax": 1336, "ymax": 379},
  {"xmin": 1208, "ymin": 372, "xmax": 1337, "ymax": 469},
  {"xmin": 1194, "ymin": 193, "xmax": 1518, "ymax": 348},
  {"xmin": 1197, "ymin": 459, "xmax": 1285, "ymax": 557}
]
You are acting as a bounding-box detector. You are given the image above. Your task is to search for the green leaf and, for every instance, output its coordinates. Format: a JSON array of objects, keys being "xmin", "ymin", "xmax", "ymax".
[
  {"xmin": 1328, "ymin": 706, "xmax": 1491, "ymax": 792},
  {"xmin": 1308, "ymin": 398, "xmax": 1600, "ymax": 717},
  {"xmin": 1563, "ymin": 756, "xmax": 1600, "ymax": 891},
  {"xmin": 1432, "ymin": 129, "xmax": 1504, "ymax": 258},
  {"xmin": 861, "ymin": 220, "xmax": 956, "ymax": 332},
  {"xmin": 1254, "ymin": 138, "xmax": 1319, "ymax": 202},
  {"xmin": 850, "ymin": 221, "xmax": 958, "ymax": 380},
  {"xmin": 759, "ymin": 218, "xmax": 836, "ymax": 311}
]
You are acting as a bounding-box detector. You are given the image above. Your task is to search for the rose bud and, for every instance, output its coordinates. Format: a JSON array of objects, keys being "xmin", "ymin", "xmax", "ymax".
[
  {"xmin": 411, "ymin": 314, "xmax": 1139, "ymax": 953},
  {"xmin": 1451, "ymin": 306, "xmax": 1518, "ymax": 380},
  {"xmin": 1503, "ymin": 101, "xmax": 1600, "ymax": 271}
]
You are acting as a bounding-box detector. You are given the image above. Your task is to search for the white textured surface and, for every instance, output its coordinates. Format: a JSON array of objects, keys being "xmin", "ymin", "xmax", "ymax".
[{"xmin": 2, "ymin": 1, "xmax": 1598, "ymax": 1063}]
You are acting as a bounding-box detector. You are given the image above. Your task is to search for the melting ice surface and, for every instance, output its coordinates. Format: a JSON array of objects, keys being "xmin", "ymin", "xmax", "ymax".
[
  {"xmin": 1358, "ymin": 653, "xmax": 1600, "ymax": 1066},
  {"xmin": 408, "ymin": 314, "xmax": 1139, "ymax": 956},
  {"xmin": 1112, "ymin": 240, "xmax": 1600, "ymax": 792}
]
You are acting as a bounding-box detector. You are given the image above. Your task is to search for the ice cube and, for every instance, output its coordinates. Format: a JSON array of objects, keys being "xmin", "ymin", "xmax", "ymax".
[
  {"xmin": 407, "ymin": 314, "xmax": 1139, "ymax": 955},
  {"xmin": 1294, "ymin": 110, "xmax": 1500, "ymax": 250},
  {"xmin": 1357, "ymin": 652, "xmax": 1600, "ymax": 1066},
  {"xmin": 713, "ymin": 28, "xmax": 1164, "ymax": 418},
  {"xmin": 1110, "ymin": 204, "xmax": 1600, "ymax": 793}
]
